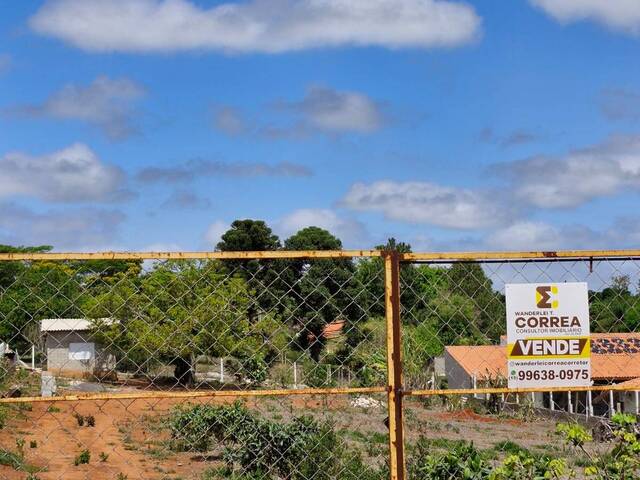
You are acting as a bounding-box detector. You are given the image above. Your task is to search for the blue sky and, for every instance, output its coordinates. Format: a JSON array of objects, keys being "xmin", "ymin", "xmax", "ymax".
[{"xmin": 1, "ymin": 0, "xmax": 640, "ymax": 252}]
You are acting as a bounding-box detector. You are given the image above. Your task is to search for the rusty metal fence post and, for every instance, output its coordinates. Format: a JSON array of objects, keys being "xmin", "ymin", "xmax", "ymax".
[{"xmin": 384, "ymin": 251, "xmax": 406, "ymax": 480}]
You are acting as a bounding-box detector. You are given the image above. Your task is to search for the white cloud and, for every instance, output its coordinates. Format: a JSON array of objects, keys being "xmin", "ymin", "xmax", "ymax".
[
  {"xmin": 30, "ymin": 0, "xmax": 481, "ymax": 54},
  {"xmin": 498, "ymin": 134, "xmax": 640, "ymax": 208},
  {"xmin": 288, "ymin": 86, "xmax": 384, "ymax": 133},
  {"xmin": 0, "ymin": 203, "xmax": 125, "ymax": 250},
  {"xmin": 485, "ymin": 217, "xmax": 640, "ymax": 251},
  {"xmin": 142, "ymin": 242, "xmax": 183, "ymax": 252},
  {"xmin": 137, "ymin": 159, "xmax": 312, "ymax": 183},
  {"xmin": 275, "ymin": 208, "xmax": 369, "ymax": 245},
  {"xmin": 205, "ymin": 220, "xmax": 231, "ymax": 247},
  {"xmin": 216, "ymin": 86, "xmax": 386, "ymax": 138},
  {"xmin": 530, "ymin": 0, "xmax": 640, "ymax": 36},
  {"xmin": 341, "ymin": 180, "xmax": 513, "ymax": 229},
  {"xmin": 13, "ymin": 76, "xmax": 144, "ymax": 140},
  {"xmin": 486, "ymin": 221, "xmax": 565, "ymax": 250},
  {"xmin": 0, "ymin": 143, "xmax": 130, "ymax": 203}
]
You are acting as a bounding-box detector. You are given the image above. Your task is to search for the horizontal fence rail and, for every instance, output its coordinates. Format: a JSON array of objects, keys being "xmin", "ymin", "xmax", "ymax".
[{"xmin": 0, "ymin": 249, "xmax": 639, "ymax": 479}]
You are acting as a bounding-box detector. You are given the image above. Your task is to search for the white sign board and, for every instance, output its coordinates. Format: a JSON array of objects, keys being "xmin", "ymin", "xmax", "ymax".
[
  {"xmin": 505, "ymin": 282, "xmax": 591, "ymax": 389},
  {"xmin": 69, "ymin": 342, "xmax": 94, "ymax": 361}
]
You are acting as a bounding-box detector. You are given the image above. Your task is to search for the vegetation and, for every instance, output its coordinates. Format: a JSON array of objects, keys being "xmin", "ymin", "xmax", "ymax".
[
  {"xmin": 1, "ymin": 220, "xmax": 639, "ymax": 391},
  {"xmin": 73, "ymin": 449, "xmax": 90, "ymax": 466},
  {"xmin": 557, "ymin": 413, "xmax": 640, "ymax": 479},
  {"xmin": 169, "ymin": 401, "xmax": 385, "ymax": 480}
]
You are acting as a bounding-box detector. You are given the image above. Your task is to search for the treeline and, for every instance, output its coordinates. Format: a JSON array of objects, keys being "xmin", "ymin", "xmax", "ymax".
[{"xmin": 0, "ymin": 220, "xmax": 638, "ymax": 387}]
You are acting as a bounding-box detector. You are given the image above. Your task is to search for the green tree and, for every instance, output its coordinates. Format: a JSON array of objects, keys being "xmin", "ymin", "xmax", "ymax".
[
  {"xmin": 355, "ymin": 238, "xmax": 417, "ymax": 318},
  {"xmin": 0, "ymin": 253, "xmax": 86, "ymax": 353},
  {"xmin": 90, "ymin": 260, "xmax": 274, "ymax": 386},
  {"xmin": 216, "ymin": 219, "xmax": 280, "ymax": 252},
  {"xmin": 590, "ymin": 274, "xmax": 640, "ymax": 333},
  {"xmin": 216, "ymin": 219, "xmax": 294, "ymax": 316},
  {"xmin": 446, "ymin": 262, "xmax": 505, "ymax": 342},
  {"xmin": 284, "ymin": 227, "xmax": 365, "ymax": 360},
  {"xmin": 0, "ymin": 244, "xmax": 52, "ymax": 290}
]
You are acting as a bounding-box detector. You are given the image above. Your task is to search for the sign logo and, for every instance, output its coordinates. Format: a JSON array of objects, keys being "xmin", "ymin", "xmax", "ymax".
[{"xmin": 535, "ymin": 285, "xmax": 558, "ymax": 309}]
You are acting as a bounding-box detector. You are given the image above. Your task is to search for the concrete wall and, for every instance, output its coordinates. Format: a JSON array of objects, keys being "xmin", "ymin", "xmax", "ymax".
[
  {"xmin": 45, "ymin": 330, "xmax": 115, "ymax": 375},
  {"xmin": 444, "ymin": 350, "xmax": 472, "ymax": 390},
  {"xmin": 620, "ymin": 390, "xmax": 640, "ymax": 415}
]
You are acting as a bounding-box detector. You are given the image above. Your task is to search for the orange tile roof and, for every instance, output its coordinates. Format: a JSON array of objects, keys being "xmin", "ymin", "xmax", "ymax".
[
  {"xmin": 447, "ymin": 333, "xmax": 640, "ymax": 381},
  {"xmin": 613, "ymin": 377, "xmax": 640, "ymax": 389},
  {"xmin": 322, "ymin": 319, "xmax": 345, "ymax": 339}
]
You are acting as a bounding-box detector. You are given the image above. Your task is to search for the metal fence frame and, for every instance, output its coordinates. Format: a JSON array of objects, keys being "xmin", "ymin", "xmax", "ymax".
[{"xmin": 2, "ymin": 247, "xmax": 640, "ymax": 480}]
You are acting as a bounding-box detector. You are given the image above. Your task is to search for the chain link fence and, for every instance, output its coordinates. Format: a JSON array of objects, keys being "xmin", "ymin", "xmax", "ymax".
[{"xmin": 0, "ymin": 250, "xmax": 639, "ymax": 479}]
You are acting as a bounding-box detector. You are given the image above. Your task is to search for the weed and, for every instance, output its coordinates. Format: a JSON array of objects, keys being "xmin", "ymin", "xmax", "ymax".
[
  {"xmin": 73, "ymin": 449, "xmax": 90, "ymax": 466},
  {"xmin": 73, "ymin": 413, "xmax": 84, "ymax": 427},
  {"xmin": 99, "ymin": 451, "xmax": 109, "ymax": 462},
  {"xmin": 29, "ymin": 440, "xmax": 37, "ymax": 449}
]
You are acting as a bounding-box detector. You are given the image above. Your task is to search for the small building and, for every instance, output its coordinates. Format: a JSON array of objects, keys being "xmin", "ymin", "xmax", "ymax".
[
  {"xmin": 445, "ymin": 333, "xmax": 640, "ymax": 417},
  {"xmin": 41, "ymin": 318, "xmax": 117, "ymax": 378}
]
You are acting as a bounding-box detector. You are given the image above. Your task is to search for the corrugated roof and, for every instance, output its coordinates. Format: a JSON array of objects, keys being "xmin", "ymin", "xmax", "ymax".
[
  {"xmin": 40, "ymin": 318, "xmax": 114, "ymax": 332},
  {"xmin": 447, "ymin": 333, "xmax": 640, "ymax": 381}
]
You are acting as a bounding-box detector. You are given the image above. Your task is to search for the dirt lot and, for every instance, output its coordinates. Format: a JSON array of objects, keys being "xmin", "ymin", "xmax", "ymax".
[{"xmin": 0, "ymin": 388, "xmax": 586, "ymax": 480}]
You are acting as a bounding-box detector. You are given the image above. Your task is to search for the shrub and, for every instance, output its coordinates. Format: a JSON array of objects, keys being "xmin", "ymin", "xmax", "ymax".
[
  {"xmin": 240, "ymin": 357, "xmax": 268, "ymax": 385},
  {"xmin": 557, "ymin": 414, "xmax": 640, "ymax": 479},
  {"xmin": 73, "ymin": 449, "xmax": 90, "ymax": 466},
  {"xmin": 170, "ymin": 402, "xmax": 386, "ymax": 480},
  {"xmin": 73, "ymin": 413, "xmax": 84, "ymax": 427},
  {"xmin": 303, "ymin": 362, "xmax": 336, "ymax": 388},
  {"xmin": 489, "ymin": 453, "xmax": 568, "ymax": 480},
  {"xmin": 407, "ymin": 438, "xmax": 491, "ymax": 479}
]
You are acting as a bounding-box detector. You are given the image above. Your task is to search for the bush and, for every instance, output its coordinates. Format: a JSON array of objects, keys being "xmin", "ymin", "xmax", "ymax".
[
  {"xmin": 170, "ymin": 402, "xmax": 386, "ymax": 480},
  {"xmin": 557, "ymin": 413, "xmax": 640, "ymax": 479},
  {"xmin": 73, "ymin": 413, "xmax": 84, "ymax": 427},
  {"xmin": 489, "ymin": 453, "xmax": 568, "ymax": 480},
  {"xmin": 73, "ymin": 449, "xmax": 90, "ymax": 466},
  {"xmin": 303, "ymin": 362, "xmax": 336, "ymax": 388},
  {"xmin": 240, "ymin": 357, "xmax": 268, "ymax": 385},
  {"xmin": 408, "ymin": 438, "xmax": 491, "ymax": 479}
]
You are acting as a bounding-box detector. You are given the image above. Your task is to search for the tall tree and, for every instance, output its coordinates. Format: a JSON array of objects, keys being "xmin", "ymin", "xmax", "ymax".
[
  {"xmin": 90, "ymin": 260, "xmax": 280, "ymax": 386},
  {"xmin": 284, "ymin": 227, "xmax": 365, "ymax": 360},
  {"xmin": 216, "ymin": 220, "xmax": 280, "ymax": 252},
  {"xmin": 446, "ymin": 262, "xmax": 505, "ymax": 342},
  {"xmin": 216, "ymin": 220, "xmax": 291, "ymax": 315}
]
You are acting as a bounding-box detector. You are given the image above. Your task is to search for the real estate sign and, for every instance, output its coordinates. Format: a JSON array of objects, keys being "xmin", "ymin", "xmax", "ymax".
[{"xmin": 505, "ymin": 282, "xmax": 591, "ymax": 389}]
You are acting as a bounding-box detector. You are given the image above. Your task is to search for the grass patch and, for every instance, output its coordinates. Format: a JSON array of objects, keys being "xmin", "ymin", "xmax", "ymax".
[{"xmin": 0, "ymin": 448, "xmax": 45, "ymax": 474}]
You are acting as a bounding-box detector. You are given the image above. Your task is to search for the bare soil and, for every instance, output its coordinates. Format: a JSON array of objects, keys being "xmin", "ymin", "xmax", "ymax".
[{"xmin": 0, "ymin": 389, "xmax": 586, "ymax": 480}]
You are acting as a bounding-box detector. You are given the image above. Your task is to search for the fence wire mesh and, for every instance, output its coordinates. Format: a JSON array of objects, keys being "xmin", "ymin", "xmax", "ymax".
[
  {"xmin": 400, "ymin": 253, "xmax": 640, "ymax": 479},
  {"xmin": 0, "ymin": 252, "xmax": 389, "ymax": 480},
  {"xmin": 0, "ymin": 250, "xmax": 639, "ymax": 479}
]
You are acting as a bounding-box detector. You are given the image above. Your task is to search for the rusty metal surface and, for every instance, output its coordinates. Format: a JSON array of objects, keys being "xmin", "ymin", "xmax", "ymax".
[
  {"xmin": 401, "ymin": 249, "xmax": 640, "ymax": 261},
  {"xmin": 385, "ymin": 251, "xmax": 406, "ymax": 480},
  {"xmin": 0, "ymin": 249, "xmax": 383, "ymax": 261},
  {"xmin": 0, "ymin": 386, "xmax": 387, "ymax": 404}
]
